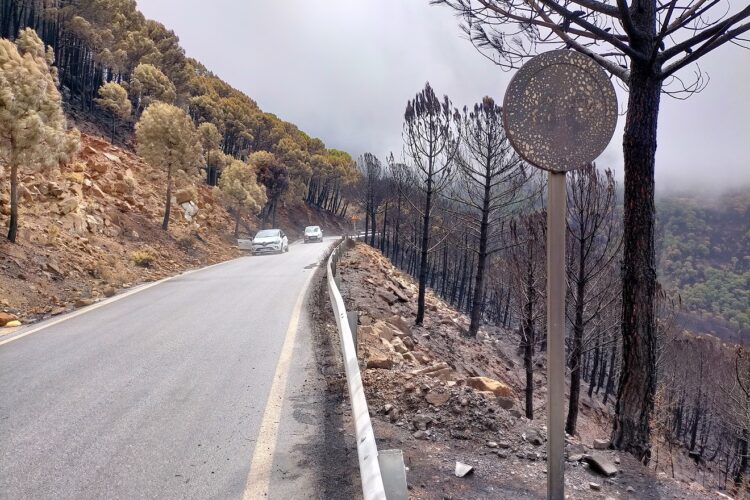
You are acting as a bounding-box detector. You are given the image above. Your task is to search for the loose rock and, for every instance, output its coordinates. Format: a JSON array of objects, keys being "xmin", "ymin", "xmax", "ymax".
[
  {"xmin": 0, "ymin": 312, "xmax": 18, "ymax": 327},
  {"xmin": 593, "ymin": 438, "xmax": 611, "ymax": 450},
  {"xmin": 454, "ymin": 462, "xmax": 474, "ymax": 478},
  {"xmin": 584, "ymin": 454, "xmax": 618, "ymax": 477}
]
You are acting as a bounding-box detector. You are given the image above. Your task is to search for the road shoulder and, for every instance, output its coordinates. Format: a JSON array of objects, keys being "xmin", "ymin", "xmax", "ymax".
[{"xmin": 267, "ymin": 259, "xmax": 360, "ymax": 499}]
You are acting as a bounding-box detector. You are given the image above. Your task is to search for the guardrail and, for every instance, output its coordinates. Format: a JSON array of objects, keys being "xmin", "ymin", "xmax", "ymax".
[{"xmin": 327, "ymin": 238, "xmax": 407, "ymax": 500}]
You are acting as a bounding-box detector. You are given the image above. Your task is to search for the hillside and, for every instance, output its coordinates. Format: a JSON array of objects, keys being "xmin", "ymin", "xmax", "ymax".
[
  {"xmin": 0, "ymin": 132, "xmax": 236, "ymax": 324},
  {"xmin": 657, "ymin": 189, "xmax": 750, "ymax": 339},
  {"xmin": 0, "ymin": 1, "xmax": 357, "ymax": 327},
  {"xmin": 333, "ymin": 242, "xmax": 714, "ymax": 499},
  {"xmin": 1, "ymin": 0, "xmax": 357, "ymax": 226},
  {"xmin": 0, "ymin": 126, "xmax": 354, "ymax": 328}
]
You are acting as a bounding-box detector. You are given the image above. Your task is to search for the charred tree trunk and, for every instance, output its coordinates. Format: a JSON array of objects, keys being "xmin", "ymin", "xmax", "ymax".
[
  {"xmin": 689, "ymin": 395, "xmax": 702, "ymax": 452},
  {"xmin": 589, "ymin": 336, "xmax": 601, "ymax": 398},
  {"xmin": 523, "ymin": 257, "xmax": 536, "ymax": 420},
  {"xmin": 735, "ymin": 429, "xmax": 748, "ymax": 488},
  {"xmin": 7, "ymin": 161, "xmax": 19, "ymax": 242},
  {"xmin": 162, "ymin": 164, "xmax": 173, "ymax": 231},
  {"xmin": 567, "ymin": 237, "xmax": 587, "ymax": 435},
  {"xmin": 613, "ymin": 62, "xmax": 663, "ymax": 464},
  {"xmin": 603, "ymin": 339, "xmax": 618, "ymax": 404},
  {"xmin": 597, "ymin": 354, "xmax": 608, "ymax": 394},
  {"xmin": 468, "ymin": 174, "xmax": 492, "ymax": 336},
  {"xmin": 416, "ymin": 175, "xmax": 433, "ymax": 325}
]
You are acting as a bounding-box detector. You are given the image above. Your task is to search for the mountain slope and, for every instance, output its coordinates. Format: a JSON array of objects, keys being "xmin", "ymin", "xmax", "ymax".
[
  {"xmin": 657, "ymin": 189, "xmax": 750, "ymax": 338},
  {"xmin": 0, "ymin": 132, "xmax": 240, "ymax": 325}
]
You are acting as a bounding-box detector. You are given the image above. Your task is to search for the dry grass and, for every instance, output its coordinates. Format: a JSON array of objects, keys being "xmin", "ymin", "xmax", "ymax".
[{"xmin": 130, "ymin": 248, "xmax": 157, "ymax": 268}]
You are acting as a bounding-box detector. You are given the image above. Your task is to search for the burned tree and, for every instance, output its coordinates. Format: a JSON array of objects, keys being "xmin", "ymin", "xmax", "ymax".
[
  {"xmin": 358, "ymin": 153, "xmax": 386, "ymax": 247},
  {"xmin": 435, "ymin": 0, "xmax": 750, "ymax": 463},
  {"xmin": 452, "ymin": 96, "xmax": 528, "ymax": 337},
  {"xmin": 403, "ymin": 82, "xmax": 460, "ymax": 325},
  {"xmin": 565, "ymin": 165, "xmax": 621, "ymax": 435},
  {"xmin": 508, "ymin": 210, "xmax": 547, "ymax": 419}
]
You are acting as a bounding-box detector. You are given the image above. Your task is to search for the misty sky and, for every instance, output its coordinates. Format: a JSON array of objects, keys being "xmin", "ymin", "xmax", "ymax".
[{"xmin": 137, "ymin": 0, "xmax": 749, "ymax": 190}]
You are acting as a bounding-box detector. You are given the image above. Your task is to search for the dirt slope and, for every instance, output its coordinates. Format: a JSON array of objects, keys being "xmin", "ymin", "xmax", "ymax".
[
  {"xmin": 0, "ymin": 133, "xmax": 242, "ymax": 326},
  {"xmin": 336, "ymin": 242, "xmax": 720, "ymax": 499}
]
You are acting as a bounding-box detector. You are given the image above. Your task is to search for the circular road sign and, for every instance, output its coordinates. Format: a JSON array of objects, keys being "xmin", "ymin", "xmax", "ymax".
[{"xmin": 502, "ymin": 50, "xmax": 618, "ymax": 173}]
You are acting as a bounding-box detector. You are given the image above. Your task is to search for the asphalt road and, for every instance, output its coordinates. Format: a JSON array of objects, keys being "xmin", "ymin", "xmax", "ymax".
[{"xmin": 0, "ymin": 238, "xmax": 334, "ymax": 499}]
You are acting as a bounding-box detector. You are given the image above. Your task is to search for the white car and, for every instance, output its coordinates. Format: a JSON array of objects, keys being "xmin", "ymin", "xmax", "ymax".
[
  {"xmin": 252, "ymin": 229, "xmax": 289, "ymax": 255},
  {"xmin": 304, "ymin": 225, "xmax": 323, "ymax": 243}
]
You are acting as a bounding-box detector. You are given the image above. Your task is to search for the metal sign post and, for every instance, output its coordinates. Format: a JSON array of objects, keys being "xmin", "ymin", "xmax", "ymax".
[
  {"xmin": 546, "ymin": 171, "xmax": 566, "ymax": 499},
  {"xmin": 503, "ymin": 50, "xmax": 618, "ymax": 500}
]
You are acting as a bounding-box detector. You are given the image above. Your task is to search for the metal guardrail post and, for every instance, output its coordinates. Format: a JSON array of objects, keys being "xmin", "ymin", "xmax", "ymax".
[
  {"xmin": 347, "ymin": 310, "xmax": 358, "ymax": 356},
  {"xmin": 378, "ymin": 449, "xmax": 408, "ymax": 500}
]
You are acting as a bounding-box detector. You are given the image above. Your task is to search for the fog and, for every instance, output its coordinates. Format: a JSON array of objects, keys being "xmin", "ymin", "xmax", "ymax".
[{"xmin": 136, "ymin": 0, "xmax": 750, "ymax": 191}]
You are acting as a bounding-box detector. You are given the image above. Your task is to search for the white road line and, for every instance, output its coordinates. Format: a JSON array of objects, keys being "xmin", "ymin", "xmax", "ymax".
[
  {"xmin": 0, "ymin": 257, "xmax": 239, "ymax": 347},
  {"xmin": 242, "ymin": 268, "xmax": 315, "ymax": 500}
]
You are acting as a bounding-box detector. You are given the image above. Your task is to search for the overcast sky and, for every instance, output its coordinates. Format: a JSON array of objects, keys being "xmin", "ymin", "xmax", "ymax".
[{"xmin": 137, "ymin": 0, "xmax": 749, "ymax": 191}]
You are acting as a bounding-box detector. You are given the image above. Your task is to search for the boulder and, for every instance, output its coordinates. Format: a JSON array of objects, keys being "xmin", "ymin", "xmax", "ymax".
[
  {"xmin": 111, "ymin": 180, "xmax": 131, "ymax": 194},
  {"xmin": 58, "ymin": 197, "xmax": 78, "ymax": 215},
  {"xmin": 425, "ymin": 391, "xmax": 451, "ymax": 406},
  {"xmin": 361, "ymin": 321, "xmax": 400, "ymax": 342},
  {"xmin": 402, "ymin": 336, "xmax": 415, "ymax": 350},
  {"xmin": 19, "ymin": 185, "xmax": 34, "ymax": 202},
  {"xmin": 412, "ymin": 430, "xmax": 429, "ymax": 440},
  {"xmin": 90, "ymin": 160, "xmax": 108, "ymax": 174},
  {"xmin": 4, "ymin": 320, "xmax": 21, "ymax": 328},
  {"xmin": 366, "ymin": 353, "xmax": 393, "ymax": 370},
  {"xmin": 181, "ymin": 201, "xmax": 198, "ymax": 221},
  {"xmin": 380, "ymin": 337, "xmax": 396, "ymax": 352},
  {"xmin": 454, "ymin": 462, "xmax": 473, "ymax": 478},
  {"xmin": 497, "ymin": 396, "xmax": 515, "ymax": 410},
  {"xmin": 466, "ymin": 376, "xmax": 513, "ymax": 398},
  {"xmin": 524, "ymin": 428, "xmax": 545, "ymax": 446},
  {"xmin": 387, "ymin": 283, "xmax": 409, "ymax": 302},
  {"xmin": 431, "ymin": 367, "xmax": 456, "ymax": 381},
  {"xmin": 387, "ymin": 315, "xmax": 412, "ymax": 336},
  {"xmin": 593, "ymin": 438, "xmax": 611, "ymax": 450},
  {"xmin": 391, "ymin": 337, "xmax": 409, "ymax": 354},
  {"xmin": 47, "ymin": 182, "xmax": 64, "ymax": 197},
  {"xmin": 45, "ymin": 260, "xmax": 63, "ymax": 275},
  {"xmin": 98, "ymin": 181, "xmax": 113, "ymax": 195},
  {"xmin": 86, "ymin": 214, "xmax": 104, "ymax": 233},
  {"xmin": 0, "ymin": 312, "xmax": 18, "ymax": 327},
  {"xmin": 584, "ymin": 454, "xmax": 618, "ymax": 477},
  {"xmin": 412, "ymin": 414, "xmax": 433, "ymax": 430},
  {"xmin": 88, "ymin": 183, "xmax": 107, "ymax": 198},
  {"xmin": 415, "ymin": 362, "xmax": 450, "ymax": 375},
  {"xmin": 175, "ymin": 189, "xmax": 193, "ymax": 205},
  {"xmin": 62, "ymin": 213, "xmax": 87, "ymax": 235},
  {"xmin": 403, "ymin": 352, "xmax": 418, "ymax": 364}
]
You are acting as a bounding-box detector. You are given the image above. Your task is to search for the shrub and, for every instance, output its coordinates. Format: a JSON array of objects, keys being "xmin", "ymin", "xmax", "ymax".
[{"xmin": 130, "ymin": 248, "xmax": 156, "ymax": 267}]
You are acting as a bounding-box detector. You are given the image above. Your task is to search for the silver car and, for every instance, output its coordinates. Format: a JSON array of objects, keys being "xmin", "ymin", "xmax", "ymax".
[
  {"xmin": 304, "ymin": 225, "xmax": 323, "ymax": 243},
  {"xmin": 252, "ymin": 229, "xmax": 289, "ymax": 255}
]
